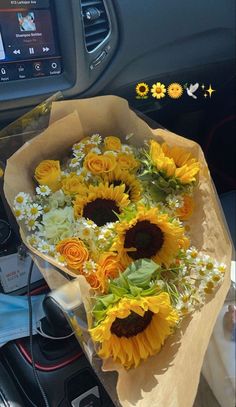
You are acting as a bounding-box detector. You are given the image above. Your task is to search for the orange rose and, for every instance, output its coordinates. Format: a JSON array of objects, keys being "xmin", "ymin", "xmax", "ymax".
[
  {"xmin": 97, "ymin": 252, "xmax": 124, "ymax": 293},
  {"xmin": 56, "ymin": 237, "xmax": 89, "ymax": 271},
  {"xmin": 116, "ymin": 153, "xmax": 139, "ymax": 171},
  {"xmin": 86, "ymin": 273, "xmax": 101, "ymax": 290},
  {"xmin": 35, "ymin": 160, "xmax": 61, "ymax": 192},
  {"xmin": 62, "ymin": 173, "xmax": 87, "ymax": 196},
  {"xmin": 104, "ymin": 136, "xmax": 121, "ymax": 152},
  {"xmin": 84, "ymin": 153, "xmax": 116, "ymax": 174},
  {"xmin": 177, "ymin": 195, "xmax": 194, "ymax": 220}
]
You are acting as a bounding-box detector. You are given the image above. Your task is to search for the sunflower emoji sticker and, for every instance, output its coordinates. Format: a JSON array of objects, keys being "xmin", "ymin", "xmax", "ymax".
[
  {"xmin": 167, "ymin": 83, "xmax": 183, "ymax": 99},
  {"xmin": 136, "ymin": 82, "xmax": 149, "ymax": 99},
  {"xmin": 151, "ymin": 82, "xmax": 166, "ymax": 99}
]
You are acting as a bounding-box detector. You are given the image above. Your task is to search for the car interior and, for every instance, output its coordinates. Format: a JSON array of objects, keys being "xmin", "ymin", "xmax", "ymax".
[{"xmin": 0, "ymin": 1, "xmax": 235, "ymax": 406}]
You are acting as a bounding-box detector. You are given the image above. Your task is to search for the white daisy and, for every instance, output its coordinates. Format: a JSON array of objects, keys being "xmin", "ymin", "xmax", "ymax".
[
  {"xmin": 121, "ymin": 144, "xmax": 133, "ymax": 154},
  {"xmin": 83, "ymin": 260, "xmax": 97, "ymax": 275},
  {"xmin": 54, "ymin": 254, "xmax": 67, "ymax": 267},
  {"xmin": 27, "ymin": 203, "xmax": 43, "ymax": 219},
  {"xmin": 14, "ymin": 207, "xmax": 25, "ymax": 220},
  {"xmin": 14, "ymin": 192, "xmax": 30, "ymax": 207},
  {"xmin": 186, "ymin": 247, "xmax": 198, "ymax": 261},
  {"xmin": 27, "ymin": 235, "xmax": 41, "ymax": 247},
  {"xmin": 69, "ymin": 157, "xmax": 80, "ymax": 168},
  {"xmin": 89, "ymin": 147, "xmax": 101, "ymax": 155},
  {"xmin": 36, "ymin": 185, "xmax": 51, "ymax": 196},
  {"xmin": 25, "ymin": 218, "xmax": 40, "ymax": 231},
  {"xmin": 73, "ymin": 150, "xmax": 85, "ymax": 160},
  {"xmin": 91, "ymin": 134, "xmax": 102, "ymax": 144},
  {"xmin": 38, "ymin": 240, "xmax": 54, "ymax": 254}
]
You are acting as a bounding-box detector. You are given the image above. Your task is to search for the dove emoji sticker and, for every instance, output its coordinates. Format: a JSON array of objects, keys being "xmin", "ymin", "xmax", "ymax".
[
  {"xmin": 186, "ymin": 83, "xmax": 199, "ymax": 99},
  {"xmin": 167, "ymin": 83, "xmax": 183, "ymax": 99}
]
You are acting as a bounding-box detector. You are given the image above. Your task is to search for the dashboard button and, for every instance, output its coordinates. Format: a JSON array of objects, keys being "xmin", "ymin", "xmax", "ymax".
[
  {"xmin": 48, "ymin": 59, "xmax": 61, "ymax": 75},
  {"xmin": 0, "ymin": 65, "xmax": 11, "ymax": 81},
  {"xmin": 34, "ymin": 62, "xmax": 42, "ymax": 72}
]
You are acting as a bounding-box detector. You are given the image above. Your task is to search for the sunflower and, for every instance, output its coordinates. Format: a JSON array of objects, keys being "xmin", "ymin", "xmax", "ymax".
[
  {"xmin": 151, "ymin": 82, "xmax": 166, "ymax": 99},
  {"xmin": 101, "ymin": 168, "xmax": 142, "ymax": 202},
  {"xmin": 136, "ymin": 82, "xmax": 149, "ymax": 98},
  {"xmin": 162, "ymin": 143, "xmax": 200, "ymax": 184},
  {"xmin": 114, "ymin": 206, "xmax": 185, "ymax": 267},
  {"xmin": 90, "ymin": 293, "xmax": 179, "ymax": 369},
  {"xmin": 74, "ymin": 183, "xmax": 130, "ymax": 226}
]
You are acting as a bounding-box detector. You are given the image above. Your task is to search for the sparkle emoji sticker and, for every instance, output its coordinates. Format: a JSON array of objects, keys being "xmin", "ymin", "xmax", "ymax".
[
  {"xmin": 151, "ymin": 82, "xmax": 166, "ymax": 99},
  {"xmin": 136, "ymin": 82, "xmax": 149, "ymax": 99},
  {"xmin": 167, "ymin": 83, "xmax": 183, "ymax": 99}
]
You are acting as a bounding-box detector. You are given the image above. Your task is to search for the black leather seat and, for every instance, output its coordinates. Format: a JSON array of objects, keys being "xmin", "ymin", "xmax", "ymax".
[{"xmin": 0, "ymin": 360, "xmax": 25, "ymax": 407}]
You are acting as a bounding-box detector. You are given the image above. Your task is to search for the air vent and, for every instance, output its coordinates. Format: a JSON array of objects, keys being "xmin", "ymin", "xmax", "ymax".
[{"xmin": 81, "ymin": 0, "xmax": 110, "ymax": 52}]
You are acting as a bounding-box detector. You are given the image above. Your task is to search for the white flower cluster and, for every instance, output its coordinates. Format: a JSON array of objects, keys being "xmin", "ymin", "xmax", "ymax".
[
  {"xmin": 160, "ymin": 247, "xmax": 226, "ymax": 317},
  {"xmin": 70, "ymin": 134, "xmax": 102, "ymax": 168},
  {"xmin": 13, "ymin": 192, "xmax": 43, "ymax": 231},
  {"xmin": 97, "ymin": 222, "xmax": 118, "ymax": 251}
]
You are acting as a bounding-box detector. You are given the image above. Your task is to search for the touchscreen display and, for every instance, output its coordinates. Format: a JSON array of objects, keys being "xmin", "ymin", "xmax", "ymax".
[{"xmin": 0, "ymin": 0, "xmax": 62, "ymax": 81}]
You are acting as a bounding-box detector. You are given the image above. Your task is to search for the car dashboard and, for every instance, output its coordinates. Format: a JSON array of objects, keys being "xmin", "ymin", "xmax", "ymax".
[{"xmin": 0, "ymin": 0, "xmax": 235, "ymax": 119}]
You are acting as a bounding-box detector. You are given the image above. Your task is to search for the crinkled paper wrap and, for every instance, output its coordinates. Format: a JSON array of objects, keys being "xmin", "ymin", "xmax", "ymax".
[{"xmin": 4, "ymin": 96, "xmax": 232, "ymax": 407}]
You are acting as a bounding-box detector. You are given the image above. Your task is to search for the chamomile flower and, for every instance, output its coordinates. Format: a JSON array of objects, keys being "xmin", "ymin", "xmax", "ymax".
[
  {"xmin": 91, "ymin": 134, "xmax": 102, "ymax": 144},
  {"xmin": 121, "ymin": 144, "xmax": 133, "ymax": 154},
  {"xmin": 27, "ymin": 203, "xmax": 43, "ymax": 219},
  {"xmin": 90, "ymin": 147, "xmax": 101, "ymax": 155},
  {"xmin": 54, "ymin": 254, "xmax": 67, "ymax": 267},
  {"xmin": 83, "ymin": 259, "xmax": 97, "ymax": 275},
  {"xmin": 38, "ymin": 240, "xmax": 54, "ymax": 254},
  {"xmin": 176, "ymin": 295, "xmax": 194, "ymax": 315},
  {"xmin": 14, "ymin": 207, "xmax": 25, "ymax": 220},
  {"xmin": 36, "ymin": 185, "xmax": 51, "ymax": 197},
  {"xmin": 14, "ymin": 192, "xmax": 30, "ymax": 207},
  {"xmin": 73, "ymin": 150, "xmax": 85, "ymax": 160},
  {"xmin": 166, "ymin": 195, "xmax": 183, "ymax": 209},
  {"xmin": 186, "ymin": 247, "xmax": 198, "ymax": 261},
  {"xmin": 25, "ymin": 218, "xmax": 40, "ymax": 231},
  {"xmin": 73, "ymin": 141, "xmax": 85, "ymax": 152},
  {"xmin": 27, "ymin": 235, "xmax": 41, "ymax": 248},
  {"xmin": 69, "ymin": 157, "xmax": 80, "ymax": 168}
]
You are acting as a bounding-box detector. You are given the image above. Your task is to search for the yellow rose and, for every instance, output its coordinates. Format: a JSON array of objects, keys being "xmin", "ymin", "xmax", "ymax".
[
  {"xmin": 35, "ymin": 160, "xmax": 61, "ymax": 192},
  {"xmin": 62, "ymin": 173, "xmax": 87, "ymax": 196},
  {"xmin": 116, "ymin": 153, "xmax": 139, "ymax": 171},
  {"xmin": 56, "ymin": 237, "xmax": 89, "ymax": 272},
  {"xmin": 104, "ymin": 136, "xmax": 121, "ymax": 152},
  {"xmin": 84, "ymin": 153, "xmax": 117, "ymax": 174}
]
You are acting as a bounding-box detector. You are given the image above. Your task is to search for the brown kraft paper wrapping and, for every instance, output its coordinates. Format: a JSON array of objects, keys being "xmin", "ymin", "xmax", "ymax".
[{"xmin": 4, "ymin": 96, "xmax": 232, "ymax": 407}]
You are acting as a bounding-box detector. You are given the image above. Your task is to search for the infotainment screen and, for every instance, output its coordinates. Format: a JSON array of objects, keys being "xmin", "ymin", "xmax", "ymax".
[{"xmin": 0, "ymin": 0, "xmax": 62, "ymax": 82}]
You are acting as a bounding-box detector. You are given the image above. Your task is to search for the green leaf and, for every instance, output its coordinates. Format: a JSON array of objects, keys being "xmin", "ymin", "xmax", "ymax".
[
  {"xmin": 148, "ymin": 183, "xmax": 167, "ymax": 202},
  {"xmin": 109, "ymin": 283, "xmax": 128, "ymax": 297},
  {"xmin": 92, "ymin": 309, "xmax": 107, "ymax": 323},
  {"xmin": 100, "ymin": 294, "xmax": 117, "ymax": 308},
  {"xmin": 129, "ymin": 285, "xmax": 143, "ymax": 296},
  {"xmin": 123, "ymin": 259, "xmax": 160, "ymax": 288}
]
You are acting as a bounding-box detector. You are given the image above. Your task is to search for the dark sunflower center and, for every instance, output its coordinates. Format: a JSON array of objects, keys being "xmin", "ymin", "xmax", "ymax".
[
  {"xmin": 83, "ymin": 198, "xmax": 120, "ymax": 227},
  {"xmin": 111, "ymin": 310, "xmax": 153, "ymax": 338},
  {"xmin": 139, "ymin": 85, "xmax": 146, "ymax": 92},
  {"xmin": 124, "ymin": 220, "xmax": 164, "ymax": 260}
]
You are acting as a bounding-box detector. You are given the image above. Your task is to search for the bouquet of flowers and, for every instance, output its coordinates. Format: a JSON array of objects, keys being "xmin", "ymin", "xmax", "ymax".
[{"xmin": 4, "ymin": 97, "xmax": 232, "ymax": 406}]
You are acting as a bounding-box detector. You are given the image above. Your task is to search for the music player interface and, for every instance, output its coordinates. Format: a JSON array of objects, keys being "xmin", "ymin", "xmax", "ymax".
[{"xmin": 0, "ymin": 0, "xmax": 62, "ymax": 81}]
